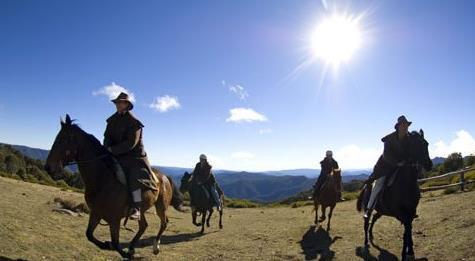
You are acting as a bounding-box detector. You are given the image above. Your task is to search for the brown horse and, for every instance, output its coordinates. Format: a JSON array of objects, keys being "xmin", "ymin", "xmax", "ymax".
[
  {"xmin": 313, "ymin": 169, "xmax": 341, "ymax": 231},
  {"xmin": 44, "ymin": 115, "xmax": 184, "ymax": 259}
]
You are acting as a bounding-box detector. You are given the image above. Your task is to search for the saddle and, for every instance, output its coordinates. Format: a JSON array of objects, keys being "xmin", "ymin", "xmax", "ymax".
[{"xmin": 109, "ymin": 157, "xmax": 159, "ymax": 191}]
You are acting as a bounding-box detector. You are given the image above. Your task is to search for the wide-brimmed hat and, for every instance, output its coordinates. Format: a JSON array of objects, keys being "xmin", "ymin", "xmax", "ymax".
[
  {"xmin": 111, "ymin": 92, "xmax": 134, "ymax": 110},
  {"xmin": 394, "ymin": 115, "xmax": 412, "ymax": 129}
]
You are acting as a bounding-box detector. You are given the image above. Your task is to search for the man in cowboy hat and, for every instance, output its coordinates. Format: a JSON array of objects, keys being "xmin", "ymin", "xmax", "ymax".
[
  {"xmin": 313, "ymin": 150, "xmax": 341, "ymax": 200},
  {"xmin": 191, "ymin": 154, "xmax": 223, "ymax": 210},
  {"xmin": 364, "ymin": 115, "xmax": 412, "ymax": 217},
  {"xmin": 103, "ymin": 92, "xmax": 154, "ymax": 220}
]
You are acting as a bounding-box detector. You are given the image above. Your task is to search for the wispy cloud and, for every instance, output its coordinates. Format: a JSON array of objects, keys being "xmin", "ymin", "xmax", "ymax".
[
  {"xmin": 229, "ymin": 85, "xmax": 249, "ymax": 100},
  {"xmin": 226, "ymin": 108, "xmax": 268, "ymax": 123},
  {"xmin": 334, "ymin": 145, "xmax": 380, "ymax": 169},
  {"xmin": 222, "ymin": 80, "xmax": 249, "ymax": 100},
  {"xmin": 149, "ymin": 95, "xmax": 181, "ymax": 113},
  {"xmin": 430, "ymin": 130, "xmax": 475, "ymax": 157},
  {"xmin": 92, "ymin": 82, "xmax": 136, "ymax": 102},
  {"xmin": 259, "ymin": 128, "xmax": 273, "ymax": 135},
  {"xmin": 231, "ymin": 152, "xmax": 255, "ymax": 160}
]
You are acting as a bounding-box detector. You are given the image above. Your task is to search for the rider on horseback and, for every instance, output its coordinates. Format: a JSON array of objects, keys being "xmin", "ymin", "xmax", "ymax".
[
  {"xmin": 313, "ymin": 150, "xmax": 342, "ymax": 201},
  {"xmin": 191, "ymin": 154, "xmax": 223, "ymax": 211},
  {"xmin": 364, "ymin": 115, "xmax": 412, "ymax": 217},
  {"xmin": 103, "ymin": 92, "xmax": 154, "ymax": 220}
]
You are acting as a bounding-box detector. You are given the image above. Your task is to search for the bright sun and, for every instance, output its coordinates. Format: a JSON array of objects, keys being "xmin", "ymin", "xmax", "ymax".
[{"xmin": 311, "ymin": 14, "xmax": 362, "ymax": 68}]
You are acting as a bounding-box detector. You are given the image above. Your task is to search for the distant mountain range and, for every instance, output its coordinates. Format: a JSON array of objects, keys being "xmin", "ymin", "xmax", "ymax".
[{"xmin": 0, "ymin": 142, "xmax": 447, "ymax": 202}]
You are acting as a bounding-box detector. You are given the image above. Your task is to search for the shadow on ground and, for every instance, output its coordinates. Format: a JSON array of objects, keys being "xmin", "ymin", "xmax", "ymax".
[{"xmin": 299, "ymin": 225, "xmax": 341, "ymax": 260}]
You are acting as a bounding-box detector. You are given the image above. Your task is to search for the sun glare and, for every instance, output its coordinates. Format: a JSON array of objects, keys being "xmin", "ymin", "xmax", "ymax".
[{"xmin": 311, "ymin": 14, "xmax": 362, "ymax": 68}]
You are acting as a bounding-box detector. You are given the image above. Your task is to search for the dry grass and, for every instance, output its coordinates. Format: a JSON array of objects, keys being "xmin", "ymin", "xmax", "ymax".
[{"xmin": 0, "ymin": 176, "xmax": 474, "ymax": 260}]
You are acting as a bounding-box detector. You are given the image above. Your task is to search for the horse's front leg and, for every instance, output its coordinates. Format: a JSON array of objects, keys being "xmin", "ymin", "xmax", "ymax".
[
  {"xmin": 314, "ymin": 201, "xmax": 320, "ymax": 224},
  {"xmin": 327, "ymin": 205, "xmax": 334, "ymax": 231},
  {"xmin": 129, "ymin": 209, "xmax": 148, "ymax": 256},
  {"xmin": 86, "ymin": 212, "xmax": 110, "ymax": 250},
  {"xmin": 364, "ymin": 212, "xmax": 370, "ymax": 248},
  {"xmin": 192, "ymin": 209, "xmax": 201, "ymax": 226},
  {"xmin": 109, "ymin": 219, "xmax": 131, "ymax": 259},
  {"xmin": 319, "ymin": 206, "xmax": 327, "ymax": 222},
  {"xmin": 218, "ymin": 206, "xmax": 223, "ymax": 229},
  {"xmin": 402, "ymin": 220, "xmax": 415, "ymax": 261},
  {"xmin": 200, "ymin": 210, "xmax": 207, "ymax": 234},
  {"xmin": 369, "ymin": 212, "xmax": 382, "ymax": 244},
  {"xmin": 206, "ymin": 208, "xmax": 214, "ymax": 227}
]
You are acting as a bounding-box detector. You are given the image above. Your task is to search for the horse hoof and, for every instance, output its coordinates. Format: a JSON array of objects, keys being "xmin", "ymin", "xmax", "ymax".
[
  {"xmin": 206, "ymin": 223, "xmax": 210, "ymax": 227},
  {"xmin": 101, "ymin": 241, "xmax": 113, "ymax": 250},
  {"xmin": 219, "ymin": 224, "xmax": 223, "ymax": 229},
  {"xmin": 152, "ymin": 239, "xmax": 160, "ymax": 255},
  {"xmin": 194, "ymin": 223, "xmax": 202, "ymax": 227},
  {"xmin": 153, "ymin": 247, "xmax": 160, "ymax": 255},
  {"xmin": 405, "ymin": 254, "xmax": 415, "ymax": 261},
  {"xmin": 128, "ymin": 248, "xmax": 135, "ymax": 256}
]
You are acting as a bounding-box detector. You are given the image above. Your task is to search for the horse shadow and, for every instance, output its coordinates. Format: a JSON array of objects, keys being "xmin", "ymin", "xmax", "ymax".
[
  {"xmin": 122, "ymin": 231, "xmax": 206, "ymax": 249},
  {"xmin": 355, "ymin": 244, "xmax": 427, "ymax": 261},
  {"xmin": 0, "ymin": 257, "xmax": 29, "ymax": 261},
  {"xmin": 299, "ymin": 225, "xmax": 341, "ymax": 260}
]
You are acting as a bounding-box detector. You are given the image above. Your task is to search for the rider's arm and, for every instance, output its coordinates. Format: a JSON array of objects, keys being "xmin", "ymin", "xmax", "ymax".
[{"xmin": 109, "ymin": 127, "xmax": 141, "ymax": 155}]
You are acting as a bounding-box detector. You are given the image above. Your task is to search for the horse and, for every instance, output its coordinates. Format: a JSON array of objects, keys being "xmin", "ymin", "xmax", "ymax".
[
  {"xmin": 356, "ymin": 130, "xmax": 433, "ymax": 261},
  {"xmin": 180, "ymin": 171, "xmax": 223, "ymax": 234},
  {"xmin": 44, "ymin": 115, "xmax": 184, "ymax": 259},
  {"xmin": 313, "ymin": 169, "xmax": 342, "ymax": 231}
]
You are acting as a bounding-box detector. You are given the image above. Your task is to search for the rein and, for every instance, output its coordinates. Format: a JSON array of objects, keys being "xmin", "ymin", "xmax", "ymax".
[{"xmin": 64, "ymin": 154, "xmax": 109, "ymax": 166}]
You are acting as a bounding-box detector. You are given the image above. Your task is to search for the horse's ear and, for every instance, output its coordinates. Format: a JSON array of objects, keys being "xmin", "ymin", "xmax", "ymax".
[
  {"xmin": 65, "ymin": 114, "xmax": 72, "ymax": 125},
  {"xmin": 419, "ymin": 129, "xmax": 424, "ymax": 138}
]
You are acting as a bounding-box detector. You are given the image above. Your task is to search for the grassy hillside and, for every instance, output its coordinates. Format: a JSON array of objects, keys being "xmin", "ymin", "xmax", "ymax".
[{"xmin": 0, "ymin": 177, "xmax": 474, "ymax": 260}]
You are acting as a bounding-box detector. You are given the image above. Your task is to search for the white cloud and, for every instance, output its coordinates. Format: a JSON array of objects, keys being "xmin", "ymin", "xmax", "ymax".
[
  {"xmin": 149, "ymin": 95, "xmax": 181, "ymax": 113},
  {"xmin": 226, "ymin": 108, "xmax": 268, "ymax": 123},
  {"xmin": 92, "ymin": 82, "xmax": 136, "ymax": 102},
  {"xmin": 334, "ymin": 145, "xmax": 380, "ymax": 170},
  {"xmin": 229, "ymin": 84, "xmax": 249, "ymax": 100},
  {"xmin": 231, "ymin": 152, "xmax": 255, "ymax": 160},
  {"xmin": 430, "ymin": 130, "xmax": 475, "ymax": 157},
  {"xmin": 259, "ymin": 128, "xmax": 273, "ymax": 135}
]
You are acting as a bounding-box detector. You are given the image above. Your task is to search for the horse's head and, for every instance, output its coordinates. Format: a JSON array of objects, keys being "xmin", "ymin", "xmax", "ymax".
[
  {"xmin": 180, "ymin": 171, "xmax": 192, "ymax": 193},
  {"xmin": 408, "ymin": 129, "xmax": 433, "ymax": 171},
  {"xmin": 44, "ymin": 114, "xmax": 80, "ymax": 175}
]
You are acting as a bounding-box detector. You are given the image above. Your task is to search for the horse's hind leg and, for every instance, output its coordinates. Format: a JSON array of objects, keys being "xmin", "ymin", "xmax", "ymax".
[
  {"xmin": 326, "ymin": 205, "xmax": 335, "ymax": 231},
  {"xmin": 153, "ymin": 207, "xmax": 168, "ymax": 255},
  {"xmin": 206, "ymin": 209, "xmax": 213, "ymax": 227},
  {"xmin": 86, "ymin": 212, "xmax": 110, "ymax": 250},
  {"xmin": 369, "ymin": 212, "xmax": 382, "ymax": 243},
  {"xmin": 128, "ymin": 209, "xmax": 148, "ymax": 255},
  {"xmin": 109, "ymin": 220, "xmax": 131, "ymax": 259}
]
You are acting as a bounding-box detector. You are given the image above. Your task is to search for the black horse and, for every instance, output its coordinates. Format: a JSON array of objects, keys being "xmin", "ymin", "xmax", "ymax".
[
  {"xmin": 356, "ymin": 130, "xmax": 433, "ymax": 261},
  {"xmin": 180, "ymin": 172, "xmax": 223, "ymax": 234}
]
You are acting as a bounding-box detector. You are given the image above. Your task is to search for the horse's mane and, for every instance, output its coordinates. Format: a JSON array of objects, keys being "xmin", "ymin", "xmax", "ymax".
[{"xmin": 70, "ymin": 124, "xmax": 110, "ymax": 155}]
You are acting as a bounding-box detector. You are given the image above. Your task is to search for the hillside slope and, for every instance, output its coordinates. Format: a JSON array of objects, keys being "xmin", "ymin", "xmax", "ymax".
[{"xmin": 0, "ymin": 177, "xmax": 474, "ymax": 260}]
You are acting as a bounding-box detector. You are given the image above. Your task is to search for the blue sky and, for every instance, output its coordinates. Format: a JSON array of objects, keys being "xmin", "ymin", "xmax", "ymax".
[{"xmin": 1, "ymin": 0, "xmax": 474, "ymax": 171}]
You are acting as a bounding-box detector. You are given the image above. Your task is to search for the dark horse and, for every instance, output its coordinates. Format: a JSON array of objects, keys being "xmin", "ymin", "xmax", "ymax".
[
  {"xmin": 44, "ymin": 115, "xmax": 184, "ymax": 259},
  {"xmin": 180, "ymin": 172, "xmax": 223, "ymax": 234},
  {"xmin": 356, "ymin": 130, "xmax": 433, "ymax": 261},
  {"xmin": 314, "ymin": 169, "xmax": 341, "ymax": 231}
]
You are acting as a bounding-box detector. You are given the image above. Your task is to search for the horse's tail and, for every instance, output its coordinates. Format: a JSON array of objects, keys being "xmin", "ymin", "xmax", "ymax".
[
  {"xmin": 167, "ymin": 175, "xmax": 186, "ymax": 212},
  {"xmin": 356, "ymin": 184, "xmax": 369, "ymax": 212}
]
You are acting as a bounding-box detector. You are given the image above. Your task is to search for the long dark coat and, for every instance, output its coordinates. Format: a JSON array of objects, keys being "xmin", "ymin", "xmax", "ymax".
[
  {"xmin": 103, "ymin": 111, "xmax": 153, "ymax": 191},
  {"xmin": 371, "ymin": 131, "xmax": 411, "ymax": 180}
]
